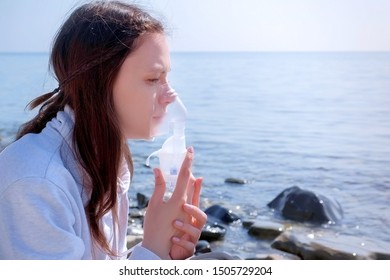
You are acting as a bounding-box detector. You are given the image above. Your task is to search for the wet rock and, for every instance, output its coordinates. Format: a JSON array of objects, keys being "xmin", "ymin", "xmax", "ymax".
[
  {"xmin": 242, "ymin": 220, "xmax": 255, "ymax": 229},
  {"xmin": 370, "ymin": 251, "xmax": 390, "ymax": 260},
  {"xmin": 271, "ymin": 232, "xmax": 390, "ymax": 260},
  {"xmin": 126, "ymin": 235, "xmax": 143, "ymax": 249},
  {"xmin": 248, "ymin": 221, "xmax": 284, "ymax": 239},
  {"xmin": 0, "ymin": 140, "xmax": 6, "ymax": 152},
  {"xmin": 267, "ymin": 186, "xmax": 343, "ymax": 224},
  {"xmin": 127, "ymin": 226, "xmax": 144, "ymax": 236},
  {"xmin": 271, "ymin": 232, "xmax": 319, "ymax": 259},
  {"xmin": 200, "ymin": 222, "xmax": 227, "ymax": 242},
  {"xmin": 190, "ymin": 252, "xmax": 242, "ymax": 260},
  {"xmin": 136, "ymin": 192, "xmax": 149, "ymax": 209},
  {"xmin": 195, "ymin": 240, "xmax": 212, "ymax": 254},
  {"xmin": 246, "ymin": 252, "xmax": 301, "ymax": 260},
  {"xmin": 128, "ymin": 208, "xmax": 144, "ymax": 219},
  {"xmin": 205, "ymin": 205, "xmax": 240, "ymax": 224},
  {"xmin": 225, "ymin": 177, "xmax": 247, "ymax": 184}
]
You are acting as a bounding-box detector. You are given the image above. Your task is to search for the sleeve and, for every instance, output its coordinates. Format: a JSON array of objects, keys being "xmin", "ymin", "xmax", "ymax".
[
  {"xmin": 0, "ymin": 178, "xmax": 86, "ymax": 259},
  {"xmin": 127, "ymin": 244, "xmax": 161, "ymax": 260}
]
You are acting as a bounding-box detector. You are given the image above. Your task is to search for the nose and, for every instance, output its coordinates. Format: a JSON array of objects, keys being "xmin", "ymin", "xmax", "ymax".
[{"xmin": 159, "ymin": 83, "xmax": 177, "ymax": 105}]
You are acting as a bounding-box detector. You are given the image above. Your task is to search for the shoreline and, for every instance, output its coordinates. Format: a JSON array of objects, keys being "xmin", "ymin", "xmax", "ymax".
[
  {"xmin": 1, "ymin": 130, "xmax": 390, "ymax": 259},
  {"xmin": 127, "ymin": 193, "xmax": 390, "ymax": 260}
]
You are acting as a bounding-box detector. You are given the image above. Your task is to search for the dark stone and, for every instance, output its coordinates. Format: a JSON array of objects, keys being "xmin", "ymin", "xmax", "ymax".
[
  {"xmin": 128, "ymin": 208, "xmax": 144, "ymax": 219},
  {"xmin": 370, "ymin": 252, "xmax": 390, "ymax": 260},
  {"xmin": 136, "ymin": 192, "xmax": 149, "ymax": 209},
  {"xmin": 225, "ymin": 177, "xmax": 247, "ymax": 184},
  {"xmin": 242, "ymin": 220, "xmax": 255, "ymax": 229},
  {"xmin": 205, "ymin": 205, "xmax": 240, "ymax": 224},
  {"xmin": 190, "ymin": 252, "xmax": 242, "ymax": 260},
  {"xmin": 195, "ymin": 240, "xmax": 212, "ymax": 254},
  {"xmin": 248, "ymin": 221, "xmax": 284, "ymax": 239},
  {"xmin": 127, "ymin": 235, "xmax": 143, "ymax": 249},
  {"xmin": 267, "ymin": 186, "xmax": 343, "ymax": 224},
  {"xmin": 271, "ymin": 232, "xmax": 390, "ymax": 260},
  {"xmin": 271, "ymin": 232, "xmax": 319, "ymax": 259},
  {"xmin": 200, "ymin": 222, "xmax": 227, "ymax": 242},
  {"xmin": 0, "ymin": 140, "xmax": 6, "ymax": 152},
  {"xmin": 246, "ymin": 252, "xmax": 301, "ymax": 260}
]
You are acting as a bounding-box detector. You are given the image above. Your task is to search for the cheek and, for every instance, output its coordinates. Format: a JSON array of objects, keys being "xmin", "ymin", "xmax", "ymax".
[
  {"xmin": 113, "ymin": 83, "xmax": 156, "ymax": 136},
  {"xmin": 113, "ymin": 85, "xmax": 131, "ymax": 125},
  {"xmin": 131, "ymin": 92, "xmax": 155, "ymax": 119}
]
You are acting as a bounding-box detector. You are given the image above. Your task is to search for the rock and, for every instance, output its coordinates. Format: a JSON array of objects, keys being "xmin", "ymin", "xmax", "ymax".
[
  {"xmin": 127, "ymin": 226, "xmax": 144, "ymax": 236},
  {"xmin": 271, "ymin": 232, "xmax": 390, "ymax": 260},
  {"xmin": 137, "ymin": 192, "xmax": 149, "ymax": 209},
  {"xmin": 370, "ymin": 251, "xmax": 390, "ymax": 260},
  {"xmin": 128, "ymin": 208, "xmax": 144, "ymax": 219},
  {"xmin": 195, "ymin": 240, "xmax": 212, "ymax": 254},
  {"xmin": 242, "ymin": 220, "xmax": 255, "ymax": 229},
  {"xmin": 200, "ymin": 222, "xmax": 227, "ymax": 242},
  {"xmin": 267, "ymin": 186, "xmax": 343, "ymax": 224},
  {"xmin": 126, "ymin": 235, "xmax": 143, "ymax": 249},
  {"xmin": 246, "ymin": 252, "xmax": 301, "ymax": 260},
  {"xmin": 271, "ymin": 232, "xmax": 317, "ymax": 259},
  {"xmin": 225, "ymin": 178, "xmax": 247, "ymax": 184},
  {"xmin": 248, "ymin": 221, "xmax": 284, "ymax": 239},
  {"xmin": 205, "ymin": 205, "xmax": 240, "ymax": 224},
  {"xmin": 0, "ymin": 141, "xmax": 5, "ymax": 152},
  {"xmin": 190, "ymin": 252, "xmax": 242, "ymax": 260}
]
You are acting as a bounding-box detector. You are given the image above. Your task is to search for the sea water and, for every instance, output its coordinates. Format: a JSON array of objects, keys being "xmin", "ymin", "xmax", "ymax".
[{"xmin": 1, "ymin": 52, "xmax": 389, "ymax": 257}]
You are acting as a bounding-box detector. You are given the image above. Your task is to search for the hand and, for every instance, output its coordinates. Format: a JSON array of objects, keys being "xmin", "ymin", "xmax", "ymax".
[
  {"xmin": 170, "ymin": 176, "xmax": 207, "ymax": 260},
  {"xmin": 142, "ymin": 147, "xmax": 206, "ymax": 259}
]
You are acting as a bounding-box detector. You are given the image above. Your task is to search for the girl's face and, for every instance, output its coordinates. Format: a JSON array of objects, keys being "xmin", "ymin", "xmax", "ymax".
[{"xmin": 113, "ymin": 33, "xmax": 175, "ymax": 139}]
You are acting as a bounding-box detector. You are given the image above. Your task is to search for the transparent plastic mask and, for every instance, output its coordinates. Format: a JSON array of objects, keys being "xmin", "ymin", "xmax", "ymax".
[
  {"xmin": 151, "ymin": 83, "xmax": 185, "ymax": 137},
  {"xmin": 146, "ymin": 83, "xmax": 188, "ymax": 196}
]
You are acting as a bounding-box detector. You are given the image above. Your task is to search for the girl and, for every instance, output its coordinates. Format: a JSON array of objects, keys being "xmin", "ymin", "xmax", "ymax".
[{"xmin": 0, "ymin": 0, "xmax": 206, "ymax": 260}]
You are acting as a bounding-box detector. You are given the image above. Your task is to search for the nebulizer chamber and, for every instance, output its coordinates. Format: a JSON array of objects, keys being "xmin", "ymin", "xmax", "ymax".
[{"xmin": 146, "ymin": 84, "xmax": 188, "ymax": 195}]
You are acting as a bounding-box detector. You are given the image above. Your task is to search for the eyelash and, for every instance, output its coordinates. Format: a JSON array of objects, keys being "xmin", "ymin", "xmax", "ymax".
[{"xmin": 147, "ymin": 78, "xmax": 160, "ymax": 84}]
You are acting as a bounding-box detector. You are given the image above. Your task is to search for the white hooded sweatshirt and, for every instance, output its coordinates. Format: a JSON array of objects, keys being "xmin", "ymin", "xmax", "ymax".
[{"xmin": 0, "ymin": 106, "xmax": 159, "ymax": 260}]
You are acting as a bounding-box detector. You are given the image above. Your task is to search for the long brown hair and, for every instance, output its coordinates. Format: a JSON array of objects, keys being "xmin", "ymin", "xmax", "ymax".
[{"xmin": 17, "ymin": 1, "xmax": 164, "ymax": 256}]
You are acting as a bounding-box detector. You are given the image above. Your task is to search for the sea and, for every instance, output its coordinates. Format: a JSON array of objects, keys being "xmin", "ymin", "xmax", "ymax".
[{"xmin": 1, "ymin": 52, "xmax": 389, "ymax": 258}]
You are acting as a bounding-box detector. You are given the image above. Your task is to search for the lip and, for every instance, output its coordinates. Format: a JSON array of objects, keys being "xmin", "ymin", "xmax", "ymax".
[
  {"xmin": 152, "ymin": 115, "xmax": 164, "ymax": 122},
  {"xmin": 152, "ymin": 109, "xmax": 167, "ymax": 121}
]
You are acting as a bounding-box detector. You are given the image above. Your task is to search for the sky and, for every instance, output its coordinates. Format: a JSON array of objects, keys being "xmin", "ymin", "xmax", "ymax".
[{"xmin": 0, "ymin": 0, "xmax": 389, "ymax": 52}]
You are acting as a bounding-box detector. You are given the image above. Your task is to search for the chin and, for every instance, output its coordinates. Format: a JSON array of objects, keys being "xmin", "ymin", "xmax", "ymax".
[
  {"xmin": 133, "ymin": 130, "xmax": 156, "ymax": 140},
  {"xmin": 123, "ymin": 122, "xmax": 156, "ymax": 140},
  {"xmin": 141, "ymin": 129, "xmax": 154, "ymax": 140},
  {"xmin": 123, "ymin": 130, "xmax": 149, "ymax": 140}
]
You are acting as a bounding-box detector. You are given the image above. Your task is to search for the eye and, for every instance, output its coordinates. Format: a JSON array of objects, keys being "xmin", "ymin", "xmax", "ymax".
[{"xmin": 147, "ymin": 78, "xmax": 159, "ymax": 84}]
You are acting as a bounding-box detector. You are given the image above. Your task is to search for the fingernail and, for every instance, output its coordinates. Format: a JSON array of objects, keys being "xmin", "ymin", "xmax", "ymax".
[
  {"xmin": 172, "ymin": 236, "xmax": 180, "ymax": 243},
  {"xmin": 175, "ymin": 220, "xmax": 184, "ymax": 227},
  {"xmin": 153, "ymin": 168, "xmax": 159, "ymax": 177},
  {"xmin": 188, "ymin": 146, "xmax": 194, "ymax": 153}
]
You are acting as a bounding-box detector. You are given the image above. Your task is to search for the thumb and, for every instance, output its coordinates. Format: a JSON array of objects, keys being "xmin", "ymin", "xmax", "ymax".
[{"xmin": 150, "ymin": 168, "xmax": 166, "ymax": 204}]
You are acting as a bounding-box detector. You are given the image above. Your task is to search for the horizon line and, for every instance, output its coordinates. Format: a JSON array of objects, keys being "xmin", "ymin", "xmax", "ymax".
[{"xmin": 1, "ymin": 50, "xmax": 390, "ymax": 55}]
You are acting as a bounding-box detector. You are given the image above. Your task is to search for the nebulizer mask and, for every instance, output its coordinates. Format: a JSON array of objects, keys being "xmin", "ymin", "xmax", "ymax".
[{"xmin": 146, "ymin": 83, "xmax": 188, "ymax": 196}]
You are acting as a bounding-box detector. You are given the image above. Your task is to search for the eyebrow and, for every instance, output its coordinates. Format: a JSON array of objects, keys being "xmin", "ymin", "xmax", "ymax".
[{"xmin": 147, "ymin": 64, "xmax": 171, "ymax": 74}]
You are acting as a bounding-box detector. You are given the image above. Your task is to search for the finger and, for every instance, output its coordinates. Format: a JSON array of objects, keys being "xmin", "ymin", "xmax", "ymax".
[
  {"xmin": 192, "ymin": 178, "xmax": 203, "ymax": 207},
  {"xmin": 172, "ymin": 236, "xmax": 196, "ymax": 255},
  {"xmin": 149, "ymin": 168, "xmax": 166, "ymax": 204},
  {"xmin": 183, "ymin": 203, "xmax": 207, "ymax": 227},
  {"xmin": 171, "ymin": 147, "xmax": 194, "ymax": 201},
  {"xmin": 173, "ymin": 220, "xmax": 201, "ymax": 241},
  {"xmin": 186, "ymin": 174, "xmax": 196, "ymax": 204}
]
